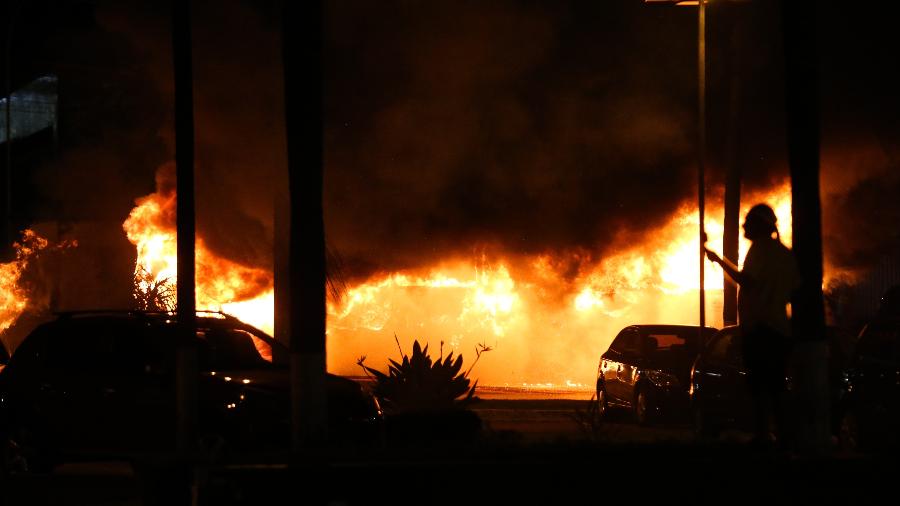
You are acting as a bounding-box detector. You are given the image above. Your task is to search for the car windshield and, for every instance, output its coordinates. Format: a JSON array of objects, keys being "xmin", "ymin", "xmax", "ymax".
[
  {"xmin": 640, "ymin": 328, "xmax": 705, "ymax": 353},
  {"xmin": 644, "ymin": 333, "xmax": 686, "ymax": 351},
  {"xmin": 197, "ymin": 326, "xmax": 288, "ymax": 370},
  {"xmin": 635, "ymin": 327, "xmax": 714, "ymax": 368}
]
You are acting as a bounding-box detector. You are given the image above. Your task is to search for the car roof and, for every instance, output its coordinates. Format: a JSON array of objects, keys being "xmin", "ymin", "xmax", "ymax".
[
  {"xmin": 628, "ymin": 324, "xmax": 718, "ymax": 333},
  {"xmin": 42, "ymin": 311, "xmax": 280, "ymax": 345}
]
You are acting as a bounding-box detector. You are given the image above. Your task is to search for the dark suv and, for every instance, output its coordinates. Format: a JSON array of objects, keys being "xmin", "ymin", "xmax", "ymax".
[
  {"xmin": 596, "ymin": 324, "xmax": 717, "ymax": 425},
  {"xmin": 0, "ymin": 311, "xmax": 382, "ymax": 472}
]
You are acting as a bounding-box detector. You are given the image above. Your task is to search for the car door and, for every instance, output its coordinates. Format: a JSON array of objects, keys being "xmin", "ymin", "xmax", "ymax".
[
  {"xmin": 37, "ymin": 321, "xmax": 120, "ymax": 452},
  {"xmin": 109, "ymin": 323, "xmax": 176, "ymax": 452},
  {"xmin": 693, "ymin": 328, "xmax": 748, "ymax": 424}
]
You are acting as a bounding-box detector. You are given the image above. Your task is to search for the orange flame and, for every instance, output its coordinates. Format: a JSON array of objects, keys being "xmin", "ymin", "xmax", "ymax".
[
  {"xmin": 124, "ymin": 173, "xmax": 797, "ymax": 388},
  {"xmin": 122, "ymin": 178, "xmax": 275, "ymax": 335},
  {"xmin": 0, "ymin": 230, "xmax": 57, "ymax": 333},
  {"xmin": 326, "ymin": 182, "xmax": 797, "ymax": 387}
]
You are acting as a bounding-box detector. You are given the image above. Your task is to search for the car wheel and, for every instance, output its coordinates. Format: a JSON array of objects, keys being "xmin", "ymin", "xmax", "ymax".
[
  {"xmin": 634, "ymin": 388, "xmax": 653, "ymax": 426},
  {"xmin": 596, "ymin": 383, "xmax": 609, "ymax": 421}
]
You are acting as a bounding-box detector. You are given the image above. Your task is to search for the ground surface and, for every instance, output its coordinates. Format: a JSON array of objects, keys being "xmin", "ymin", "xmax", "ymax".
[{"xmin": 1, "ymin": 394, "xmax": 897, "ymax": 505}]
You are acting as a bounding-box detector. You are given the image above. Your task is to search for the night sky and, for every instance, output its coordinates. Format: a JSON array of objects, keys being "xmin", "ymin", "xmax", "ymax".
[{"xmin": 3, "ymin": 0, "xmax": 899, "ymax": 305}]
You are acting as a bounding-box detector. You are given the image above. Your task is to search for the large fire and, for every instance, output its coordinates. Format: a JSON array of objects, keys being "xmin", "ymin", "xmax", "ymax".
[
  {"xmin": 123, "ymin": 169, "xmax": 275, "ymax": 335},
  {"xmin": 123, "ymin": 171, "xmax": 796, "ymax": 389},
  {"xmin": 0, "ymin": 230, "xmax": 50, "ymax": 333},
  {"xmin": 0, "ymin": 230, "xmax": 77, "ymax": 335}
]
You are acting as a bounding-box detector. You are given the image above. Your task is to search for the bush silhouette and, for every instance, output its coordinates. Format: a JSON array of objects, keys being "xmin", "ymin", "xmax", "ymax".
[{"xmin": 358, "ymin": 338, "xmax": 489, "ymax": 414}]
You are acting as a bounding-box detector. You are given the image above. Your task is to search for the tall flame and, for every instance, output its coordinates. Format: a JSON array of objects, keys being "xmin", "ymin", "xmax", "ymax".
[
  {"xmin": 123, "ymin": 179, "xmax": 275, "ymax": 335},
  {"xmin": 326, "ymin": 181, "xmax": 796, "ymax": 387},
  {"xmin": 123, "ymin": 173, "xmax": 797, "ymax": 388}
]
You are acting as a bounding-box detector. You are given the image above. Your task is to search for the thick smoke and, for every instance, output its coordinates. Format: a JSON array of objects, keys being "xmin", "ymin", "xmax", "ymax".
[
  {"xmin": 6, "ymin": 0, "xmax": 286, "ymax": 313},
  {"xmin": 11, "ymin": 0, "xmax": 900, "ymax": 309},
  {"xmin": 99, "ymin": 0, "xmax": 284, "ymax": 272},
  {"xmin": 325, "ymin": 1, "xmax": 699, "ymax": 281}
]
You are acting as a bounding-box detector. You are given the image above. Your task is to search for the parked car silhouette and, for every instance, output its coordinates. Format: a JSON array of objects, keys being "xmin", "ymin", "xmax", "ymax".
[
  {"xmin": 596, "ymin": 325, "xmax": 717, "ymax": 425},
  {"xmin": 689, "ymin": 324, "xmax": 854, "ymax": 438},
  {"xmin": 837, "ymin": 316, "xmax": 900, "ymax": 451},
  {"xmin": 0, "ymin": 311, "xmax": 383, "ymax": 473}
]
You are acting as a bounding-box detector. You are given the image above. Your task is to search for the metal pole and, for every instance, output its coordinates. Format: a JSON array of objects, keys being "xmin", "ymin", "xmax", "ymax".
[
  {"xmin": 723, "ymin": 7, "xmax": 743, "ymax": 327},
  {"xmin": 783, "ymin": 0, "xmax": 828, "ymax": 456},
  {"xmin": 698, "ymin": 0, "xmax": 707, "ymax": 339},
  {"xmin": 172, "ymin": 0, "xmax": 197, "ymax": 456},
  {"xmin": 283, "ymin": 0, "xmax": 328, "ymax": 453}
]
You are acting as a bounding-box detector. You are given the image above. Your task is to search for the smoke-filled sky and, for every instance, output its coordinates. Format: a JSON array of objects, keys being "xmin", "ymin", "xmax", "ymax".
[{"xmin": 4, "ymin": 0, "xmax": 900, "ymax": 299}]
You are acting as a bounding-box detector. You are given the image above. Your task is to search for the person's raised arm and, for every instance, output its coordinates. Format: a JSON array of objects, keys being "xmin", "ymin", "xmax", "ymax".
[{"xmin": 704, "ymin": 244, "xmax": 745, "ymax": 286}]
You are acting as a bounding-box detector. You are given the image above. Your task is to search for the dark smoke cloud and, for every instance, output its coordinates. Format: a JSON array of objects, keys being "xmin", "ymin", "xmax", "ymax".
[
  {"xmin": 324, "ymin": 0, "xmax": 700, "ymax": 280},
  {"xmin": 8, "ymin": 0, "xmax": 284, "ymax": 311},
  {"xmin": 6, "ymin": 0, "xmax": 168, "ymax": 310},
  {"xmin": 12, "ymin": 0, "xmax": 900, "ymax": 299},
  {"xmin": 322, "ymin": 0, "xmax": 900, "ymax": 283},
  {"xmin": 99, "ymin": 0, "xmax": 284, "ymax": 271}
]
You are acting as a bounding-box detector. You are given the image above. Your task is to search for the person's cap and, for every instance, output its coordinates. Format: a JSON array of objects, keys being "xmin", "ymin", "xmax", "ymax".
[{"xmin": 745, "ymin": 204, "xmax": 777, "ymax": 229}]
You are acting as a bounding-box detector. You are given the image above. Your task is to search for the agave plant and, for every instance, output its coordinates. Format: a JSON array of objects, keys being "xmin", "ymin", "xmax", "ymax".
[{"xmin": 358, "ymin": 338, "xmax": 489, "ymax": 414}]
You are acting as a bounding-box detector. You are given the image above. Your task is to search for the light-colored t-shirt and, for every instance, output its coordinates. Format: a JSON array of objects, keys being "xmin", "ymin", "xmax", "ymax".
[{"xmin": 738, "ymin": 239, "xmax": 801, "ymax": 337}]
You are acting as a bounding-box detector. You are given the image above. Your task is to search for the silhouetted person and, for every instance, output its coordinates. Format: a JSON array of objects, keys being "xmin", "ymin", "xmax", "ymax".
[{"xmin": 705, "ymin": 204, "xmax": 800, "ymax": 448}]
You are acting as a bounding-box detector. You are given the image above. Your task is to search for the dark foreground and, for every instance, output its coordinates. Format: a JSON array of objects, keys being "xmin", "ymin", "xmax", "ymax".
[{"xmin": 2, "ymin": 399, "xmax": 898, "ymax": 505}]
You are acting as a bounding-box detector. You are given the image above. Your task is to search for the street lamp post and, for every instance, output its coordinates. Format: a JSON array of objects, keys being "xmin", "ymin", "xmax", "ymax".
[
  {"xmin": 645, "ymin": 0, "xmax": 707, "ymax": 342},
  {"xmin": 698, "ymin": 0, "xmax": 707, "ymax": 339}
]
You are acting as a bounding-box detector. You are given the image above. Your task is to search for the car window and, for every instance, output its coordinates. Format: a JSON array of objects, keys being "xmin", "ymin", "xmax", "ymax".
[
  {"xmin": 198, "ymin": 328, "xmax": 273, "ymax": 370},
  {"xmin": 113, "ymin": 323, "xmax": 175, "ymax": 375},
  {"xmin": 608, "ymin": 329, "xmax": 631, "ymax": 353},
  {"xmin": 708, "ymin": 329, "xmax": 741, "ymax": 365},
  {"xmin": 620, "ymin": 330, "xmax": 642, "ymax": 355},
  {"xmin": 4, "ymin": 325, "xmax": 51, "ymax": 376},
  {"xmin": 44, "ymin": 321, "xmax": 120, "ymax": 372},
  {"xmin": 644, "ymin": 333, "xmax": 685, "ymax": 351}
]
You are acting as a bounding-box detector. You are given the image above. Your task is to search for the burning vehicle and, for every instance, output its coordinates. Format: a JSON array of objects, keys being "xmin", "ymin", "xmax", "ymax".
[{"xmin": 0, "ymin": 310, "xmax": 382, "ymax": 473}]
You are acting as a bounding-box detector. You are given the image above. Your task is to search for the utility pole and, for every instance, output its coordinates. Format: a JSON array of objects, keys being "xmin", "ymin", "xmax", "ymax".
[
  {"xmin": 283, "ymin": 0, "xmax": 328, "ymax": 453},
  {"xmin": 698, "ymin": 0, "xmax": 707, "ymax": 339},
  {"xmin": 172, "ymin": 0, "xmax": 197, "ymax": 458},
  {"xmin": 782, "ymin": 0, "xmax": 829, "ymax": 455},
  {"xmin": 722, "ymin": 8, "xmax": 745, "ymax": 327}
]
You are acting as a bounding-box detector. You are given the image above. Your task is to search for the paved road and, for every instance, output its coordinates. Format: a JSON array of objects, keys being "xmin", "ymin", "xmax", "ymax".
[{"xmin": 472, "ymin": 398, "xmax": 701, "ymax": 444}]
